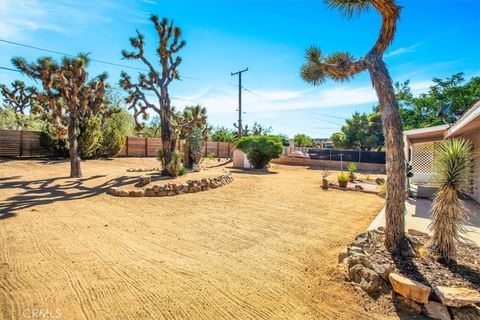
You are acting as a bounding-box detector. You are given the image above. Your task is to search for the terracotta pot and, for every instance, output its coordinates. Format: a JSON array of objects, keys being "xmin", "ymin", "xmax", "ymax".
[
  {"xmin": 348, "ymin": 173, "xmax": 355, "ymax": 182},
  {"xmin": 338, "ymin": 180, "xmax": 348, "ymax": 188}
]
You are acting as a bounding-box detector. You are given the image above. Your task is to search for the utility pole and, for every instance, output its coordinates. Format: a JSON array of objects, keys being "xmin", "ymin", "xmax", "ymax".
[{"xmin": 231, "ymin": 67, "xmax": 248, "ymax": 138}]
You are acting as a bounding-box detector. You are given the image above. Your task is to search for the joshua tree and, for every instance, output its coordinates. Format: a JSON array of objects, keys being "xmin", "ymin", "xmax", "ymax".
[
  {"xmin": 121, "ymin": 15, "xmax": 200, "ymax": 176},
  {"xmin": 430, "ymin": 138, "xmax": 474, "ymax": 261},
  {"xmin": 12, "ymin": 54, "xmax": 108, "ymax": 178},
  {"xmin": 301, "ymin": 0, "xmax": 408, "ymax": 254},
  {"xmin": 0, "ymin": 80, "xmax": 39, "ymax": 129}
]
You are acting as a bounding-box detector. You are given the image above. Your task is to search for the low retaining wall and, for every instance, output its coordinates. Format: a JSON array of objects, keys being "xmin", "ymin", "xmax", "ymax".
[
  {"xmin": 272, "ymin": 156, "xmax": 385, "ymax": 173},
  {"xmin": 107, "ymin": 173, "xmax": 233, "ymax": 197}
]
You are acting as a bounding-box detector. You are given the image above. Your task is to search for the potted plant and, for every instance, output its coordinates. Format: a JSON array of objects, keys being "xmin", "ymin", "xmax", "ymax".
[
  {"xmin": 337, "ymin": 172, "xmax": 349, "ymax": 188},
  {"xmin": 346, "ymin": 162, "xmax": 357, "ymax": 182}
]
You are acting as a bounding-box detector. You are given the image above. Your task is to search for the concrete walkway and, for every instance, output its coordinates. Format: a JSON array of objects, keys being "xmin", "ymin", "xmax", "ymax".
[{"xmin": 368, "ymin": 198, "xmax": 480, "ymax": 245}]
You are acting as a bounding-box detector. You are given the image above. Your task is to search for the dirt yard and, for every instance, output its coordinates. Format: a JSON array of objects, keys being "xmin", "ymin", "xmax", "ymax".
[{"xmin": 0, "ymin": 158, "xmax": 396, "ymax": 319}]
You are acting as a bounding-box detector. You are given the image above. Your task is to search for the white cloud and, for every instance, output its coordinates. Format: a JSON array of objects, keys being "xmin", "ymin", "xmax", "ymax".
[
  {"xmin": 0, "ymin": 0, "xmax": 113, "ymax": 40},
  {"xmin": 385, "ymin": 42, "xmax": 421, "ymax": 58}
]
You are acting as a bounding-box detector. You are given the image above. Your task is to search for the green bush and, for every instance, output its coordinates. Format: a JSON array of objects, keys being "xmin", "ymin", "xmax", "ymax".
[
  {"xmin": 101, "ymin": 108, "xmax": 134, "ymax": 157},
  {"xmin": 236, "ymin": 135, "xmax": 283, "ymax": 169},
  {"xmin": 187, "ymin": 127, "xmax": 204, "ymax": 164},
  {"xmin": 78, "ymin": 116, "xmax": 102, "ymax": 159},
  {"xmin": 39, "ymin": 129, "xmax": 69, "ymax": 158},
  {"xmin": 178, "ymin": 166, "xmax": 187, "ymax": 176}
]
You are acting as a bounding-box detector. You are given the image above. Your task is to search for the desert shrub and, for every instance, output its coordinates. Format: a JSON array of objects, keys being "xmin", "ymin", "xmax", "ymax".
[
  {"xmin": 78, "ymin": 116, "xmax": 102, "ymax": 159},
  {"xmin": 166, "ymin": 149, "xmax": 183, "ymax": 177},
  {"xmin": 39, "ymin": 127, "xmax": 69, "ymax": 158},
  {"xmin": 100, "ymin": 109, "xmax": 133, "ymax": 157},
  {"xmin": 378, "ymin": 181, "xmax": 387, "ymax": 198},
  {"xmin": 236, "ymin": 135, "xmax": 283, "ymax": 169},
  {"xmin": 178, "ymin": 166, "xmax": 187, "ymax": 176},
  {"xmin": 187, "ymin": 127, "xmax": 204, "ymax": 164},
  {"xmin": 430, "ymin": 138, "xmax": 474, "ymax": 261}
]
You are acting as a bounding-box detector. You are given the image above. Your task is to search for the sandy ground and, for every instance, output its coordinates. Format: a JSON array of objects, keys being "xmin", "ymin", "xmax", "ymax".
[{"xmin": 0, "ymin": 157, "xmax": 400, "ymax": 320}]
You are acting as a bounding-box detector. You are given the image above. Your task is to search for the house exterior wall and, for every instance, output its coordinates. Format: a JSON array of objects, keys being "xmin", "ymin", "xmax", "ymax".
[{"xmin": 464, "ymin": 130, "xmax": 480, "ymax": 203}]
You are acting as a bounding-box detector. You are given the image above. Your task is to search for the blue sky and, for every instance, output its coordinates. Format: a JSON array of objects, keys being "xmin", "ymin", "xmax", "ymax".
[{"xmin": 1, "ymin": 0, "xmax": 479, "ymax": 138}]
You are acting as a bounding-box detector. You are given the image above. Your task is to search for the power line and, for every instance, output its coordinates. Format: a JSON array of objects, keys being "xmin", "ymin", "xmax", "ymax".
[
  {"xmin": 0, "ymin": 38, "xmax": 198, "ymax": 80},
  {"xmin": 0, "ymin": 66, "xmax": 20, "ymax": 73}
]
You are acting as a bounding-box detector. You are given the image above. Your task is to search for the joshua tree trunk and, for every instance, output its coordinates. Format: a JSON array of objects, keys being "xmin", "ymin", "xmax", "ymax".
[
  {"xmin": 366, "ymin": 53, "xmax": 406, "ymax": 254},
  {"xmin": 68, "ymin": 117, "xmax": 82, "ymax": 178}
]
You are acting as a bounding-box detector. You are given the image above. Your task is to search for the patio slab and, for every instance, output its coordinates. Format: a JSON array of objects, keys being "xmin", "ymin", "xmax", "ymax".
[{"xmin": 368, "ymin": 198, "xmax": 480, "ymax": 245}]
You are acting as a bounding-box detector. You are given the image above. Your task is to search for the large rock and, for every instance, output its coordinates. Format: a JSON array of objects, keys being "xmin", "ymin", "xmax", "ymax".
[
  {"xmin": 424, "ymin": 301, "xmax": 451, "ymax": 320},
  {"xmin": 349, "ymin": 264, "xmax": 382, "ymax": 293},
  {"xmin": 372, "ymin": 263, "xmax": 393, "ymax": 281},
  {"xmin": 129, "ymin": 189, "xmax": 145, "ymax": 197},
  {"xmin": 338, "ymin": 248, "xmax": 348, "ymax": 263},
  {"xmin": 138, "ymin": 175, "xmax": 151, "ymax": 186},
  {"xmin": 346, "ymin": 255, "xmax": 373, "ymax": 270},
  {"xmin": 348, "ymin": 246, "xmax": 366, "ymax": 255},
  {"xmin": 433, "ymin": 286, "xmax": 480, "ymax": 308},
  {"xmin": 107, "ymin": 187, "xmax": 119, "ymax": 196},
  {"xmin": 389, "ymin": 272, "xmax": 431, "ymax": 304},
  {"xmin": 450, "ymin": 305, "xmax": 480, "ymax": 320}
]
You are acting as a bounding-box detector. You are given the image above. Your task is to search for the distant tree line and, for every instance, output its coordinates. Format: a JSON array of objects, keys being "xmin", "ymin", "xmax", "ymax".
[{"xmin": 330, "ymin": 73, "xmax": 480, "ymax": 150}]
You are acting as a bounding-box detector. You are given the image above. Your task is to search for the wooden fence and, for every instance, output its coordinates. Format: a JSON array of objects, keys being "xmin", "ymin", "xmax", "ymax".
[
  {"xmin": 0, "ymin": 130, "xmax": 49, "ymax": 158},
  {"xmin": 117, "ymin": 136, "xmax": 235, "ymax": 158}
]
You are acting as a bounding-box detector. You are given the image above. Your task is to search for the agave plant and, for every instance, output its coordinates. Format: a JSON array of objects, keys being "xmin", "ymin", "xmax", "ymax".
[{"xmin": 429, "ymin": 138, "xmax": 474, "ymax": 261}]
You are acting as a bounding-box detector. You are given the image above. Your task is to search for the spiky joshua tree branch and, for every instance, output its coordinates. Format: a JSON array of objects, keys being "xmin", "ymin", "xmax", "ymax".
[
  {"xmin": 0, "ymin": 80, "xmax": 40, "ymax": 129},
  {"xmin": 12, "ymin": 54, "xmax": 109, "ymax": 178},
  {"xmin": 301, "ymin": 0, "xmax": 409, "ymax": 255},
  {"xmin": 120, "ymin": 15, "xmax": 194, "ymax": 175}
]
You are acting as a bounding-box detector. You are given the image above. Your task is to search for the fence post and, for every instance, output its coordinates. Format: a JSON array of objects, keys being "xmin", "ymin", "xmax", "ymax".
[
  {"xmin": 204, "ymin": 140, "xmax": 207, "ymax": 156},
  {"xmin": 145, "ymin": 137, "xmax": 148, "ymax": 157},
  {"xmin": 126, "ymin": 136, "xmax": 129, "ymax": 157},
  {"xmin": 329, "ymin": 149, "xmax": 332, "ymax": 161},
  {"xmin": 19, "ymin": 130, "xmax": 24, "ymax": 158},
  {"xmin": 217, "ymin": 141, "xmax": 220, "ymax": 158},
  {"xmin": 359, "ymin": 150, "xmax": 361, "ymax": 163}
]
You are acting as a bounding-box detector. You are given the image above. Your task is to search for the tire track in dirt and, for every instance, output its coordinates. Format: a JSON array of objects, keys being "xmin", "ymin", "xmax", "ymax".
[{"xmin": 20, "ymin": 214, "xmax": 93, "ymax": 320}]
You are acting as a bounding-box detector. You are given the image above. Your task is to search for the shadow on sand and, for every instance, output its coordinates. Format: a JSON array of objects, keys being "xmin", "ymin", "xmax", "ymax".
[{"xmin": 0, "ymin": 174, "xmax": 137, "ymax": 220}]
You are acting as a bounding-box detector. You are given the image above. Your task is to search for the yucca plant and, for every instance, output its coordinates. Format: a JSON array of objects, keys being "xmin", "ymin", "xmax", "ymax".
[
  {"xmin": 347, "ymin": 162, "xmax": 357, "ymax": 182},
  {"xmin": 429, "ymin": 138, "xmax": 474, "ymax": 261}
]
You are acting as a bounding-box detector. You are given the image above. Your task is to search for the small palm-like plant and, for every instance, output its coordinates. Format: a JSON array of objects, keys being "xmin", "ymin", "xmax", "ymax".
[
  {"xmin": 347, "ymin": 162, "xmax": 357, "ymax": 181},
  {"xmin": 429, "ymin": 138, "xmax": 474, "ymax": 261}
]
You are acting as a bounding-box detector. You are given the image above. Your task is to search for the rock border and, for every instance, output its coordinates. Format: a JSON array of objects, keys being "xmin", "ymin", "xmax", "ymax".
[
  {"xmin": 107, "ymin": 173, "xmax": 234, "ymax": 197},
  {"xmin": 127, "ymin": 167, "xmax": 161, "ymax": 172},
  {"xmin": 340, "ymin": 229, "xmax": 480, "ymax": 319}
]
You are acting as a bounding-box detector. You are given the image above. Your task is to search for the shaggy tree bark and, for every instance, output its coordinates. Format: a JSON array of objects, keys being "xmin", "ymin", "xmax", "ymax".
[
  {"xmin": 301, "ymin": 0, "xmax": 410, "ymax": 254},
  {"xmin": 67, "ymin": 117, "xmax": 82, "ymax": 178},
  {"xmin": 366, "ymin": 54, "xmax": 406, "ymax": 253}
]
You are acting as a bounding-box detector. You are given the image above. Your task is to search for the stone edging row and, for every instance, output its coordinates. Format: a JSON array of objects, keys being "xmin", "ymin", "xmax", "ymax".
[
  {"xmin": 341, "ymin": 229, "xmax": 480, "ymax": 319},
  {"xmin": 107, "ymin": 173, "xmax": 234, "ymax": 197}
]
